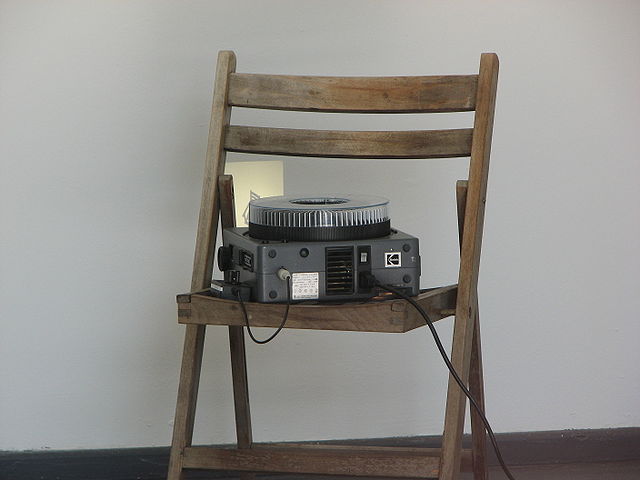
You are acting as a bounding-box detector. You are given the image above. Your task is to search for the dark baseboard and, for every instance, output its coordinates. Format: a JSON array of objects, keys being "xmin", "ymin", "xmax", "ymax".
[{"xmin": 1, "ymin": 428, "xmax": 638, "ymax": 480}]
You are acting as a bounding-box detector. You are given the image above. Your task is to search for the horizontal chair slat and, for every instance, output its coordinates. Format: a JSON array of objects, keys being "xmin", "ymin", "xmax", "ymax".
[
  {"xmin": 182, "ymin": 445, "xmax": 474, "ymax": 477},
  {"xmin": 225, "ymin": 126, "xmax": 473, "ymax": 159},
  {"xmin": 228, "ymin": 73, "xmax": 478, "ymax": 113}
]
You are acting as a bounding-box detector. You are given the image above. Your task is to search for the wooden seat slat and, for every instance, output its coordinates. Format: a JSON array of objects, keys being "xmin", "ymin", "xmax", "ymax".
[{"xmin": 177, "ymin": 285, "xmax": 457, "ymax": 333}]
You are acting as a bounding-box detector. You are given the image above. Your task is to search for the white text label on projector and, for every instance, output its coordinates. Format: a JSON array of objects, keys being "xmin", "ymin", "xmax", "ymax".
[{"xmin": 291, "ymin": 272, "xmax": 319, "ymax": 300}]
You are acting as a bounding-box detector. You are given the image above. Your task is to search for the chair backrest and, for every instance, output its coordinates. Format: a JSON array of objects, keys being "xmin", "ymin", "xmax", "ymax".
[
  {"xmin": 224, "ymin": 73, "xmax": 477, "ymax": 159},
  {"xmin": 191, "ymin": 51, "xmax": 499, "ymax": 315}
]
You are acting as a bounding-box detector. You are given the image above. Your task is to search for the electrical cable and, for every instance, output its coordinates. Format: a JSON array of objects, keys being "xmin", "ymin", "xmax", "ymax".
[
  {"xmin": 376, "ymin": 281, "xmax": 517, "ymax": 480},
  {"xmin": 237, "ymin": 276, "xmax": 291, "ymax": 344},
  {"xmin": 234, "ymin": 269, "xmax": 515, "ymax": 477}
]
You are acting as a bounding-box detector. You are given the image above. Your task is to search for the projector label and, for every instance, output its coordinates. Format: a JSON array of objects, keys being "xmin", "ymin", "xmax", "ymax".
[
  {"xmin": 291, "ymin": 272, "xmax": 319, "ymax": 300},
  {"xmin": 385, "ymin": 252, "xmax": 401, "ymax": 267}
]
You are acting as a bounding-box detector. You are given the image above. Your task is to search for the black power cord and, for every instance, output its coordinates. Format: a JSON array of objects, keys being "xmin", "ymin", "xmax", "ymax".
[
  {"xmin": 237, "ymin": 276, "xmax": 291, "ymax": 344},
  {"xmin": 234, "ymin": 270, "xmax": 516, "ymax": 478},
  {"xmin": 376, "ymin": 281, "xmax": 517, "ymax": 480}
]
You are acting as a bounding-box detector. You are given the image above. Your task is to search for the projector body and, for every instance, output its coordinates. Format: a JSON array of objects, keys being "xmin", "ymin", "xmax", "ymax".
[{"xmin": 220, "ymin": 227, "xmax": 420, "ymax": 303}]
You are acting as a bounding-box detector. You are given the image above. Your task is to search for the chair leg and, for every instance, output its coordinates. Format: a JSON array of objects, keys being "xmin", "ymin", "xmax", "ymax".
[
  {"xmin": 167, "ymin": 324, "xmax": 207, "ymax": 480},
  {"xmin": 469, "ymin": 307, "xmax": 488, "ymax": 480},
  {"xmin": 230, "ymin": 328, "xmax": 255, "ymax": 480},
  {"xmin": 439, "ymin": 307, "xmax": 475, "ymax": 480},
  {"xmin": 229, "ymin": 325, "xmax": 253, "ymax": 448}
]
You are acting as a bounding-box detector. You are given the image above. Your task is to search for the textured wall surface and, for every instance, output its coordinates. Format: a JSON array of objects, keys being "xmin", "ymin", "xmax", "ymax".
[{"xmin": 1, "ymin": 0, "xmax": 639, "ymax": 450}]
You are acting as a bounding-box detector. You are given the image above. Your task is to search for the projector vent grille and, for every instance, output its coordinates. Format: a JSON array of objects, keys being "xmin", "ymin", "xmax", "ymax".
[{"xmin": 325, "ymin": 247, "xmax": 354, "ymax": 295}]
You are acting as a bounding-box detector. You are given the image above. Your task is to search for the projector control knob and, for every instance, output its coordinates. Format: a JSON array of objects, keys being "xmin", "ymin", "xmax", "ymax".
[{"xmin": 217, "ymin": 246, "xmax": 233, "ymax": 272}]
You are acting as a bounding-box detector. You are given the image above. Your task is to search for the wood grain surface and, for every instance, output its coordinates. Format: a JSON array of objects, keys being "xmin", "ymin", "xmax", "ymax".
[
  {"xmin": 167, "ymin": 50, "xmax": 236, "ymax": 480},
  {"xmin": 219, "ymin": 175, "xmax": 253, "ymax": 450},
  {"xmin": 228, "ymin": 73, "xmax": 478, "ymax": 113},
  {"xmin": 183, "ymin": 445, "xmax": 472, "ymax": 477},
  {"xmin": 457, "ymin": 179, "xmax": 488, "ymax": 480},
  {"xmin": 178, "ymin": 285, "xmax": 457, "ymax": 333},
  {"xmin": 440, "ymin": 52, "xmax": 498, "ymax": 480},
  {"xmin": 225, "ymin": 126, "xmax": 473, "ymax": 159}
]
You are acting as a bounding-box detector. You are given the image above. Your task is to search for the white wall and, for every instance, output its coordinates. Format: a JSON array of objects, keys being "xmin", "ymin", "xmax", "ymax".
[{"xmin": 1, "ymin": 0, "xmax": 639, "ymax": 451}]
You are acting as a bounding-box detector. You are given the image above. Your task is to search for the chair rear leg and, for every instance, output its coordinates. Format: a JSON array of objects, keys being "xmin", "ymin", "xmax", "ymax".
[
  {"xmin": 439, "ymin": 307, "xmax": 475, "ymax": 480},
  {"xmin": 469, "ymin": 308, "xmax": 488, "ymax": 480},
  {"xmin": 167, "ymin": 324, "xmax": 207, "ymax": 480}
]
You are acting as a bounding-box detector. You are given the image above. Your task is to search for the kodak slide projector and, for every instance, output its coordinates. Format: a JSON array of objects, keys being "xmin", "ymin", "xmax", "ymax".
[{"xmin": 216, "ymin": 194, "xmax": 420, "ymax": 303}]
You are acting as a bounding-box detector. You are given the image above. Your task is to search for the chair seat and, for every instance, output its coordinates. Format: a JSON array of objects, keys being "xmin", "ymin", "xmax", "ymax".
[{"xmin": 177, "ymin": 284, "xmax": 457, "ymax": 333}]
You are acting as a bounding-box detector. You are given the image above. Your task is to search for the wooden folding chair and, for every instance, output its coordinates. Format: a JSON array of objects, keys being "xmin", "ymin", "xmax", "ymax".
[{"xmin": 168, "ymin": 50, "xmax": 499, "ymax": 480}]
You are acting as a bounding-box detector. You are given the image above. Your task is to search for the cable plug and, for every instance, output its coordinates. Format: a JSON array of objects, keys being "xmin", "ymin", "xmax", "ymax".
[
  {"xmin": 359, "ymin": 271, "xmax": 377, "ymax": 290},
  {"xmin": 277, "ymin": 268, "xmax": 291, "ymax": 282}
]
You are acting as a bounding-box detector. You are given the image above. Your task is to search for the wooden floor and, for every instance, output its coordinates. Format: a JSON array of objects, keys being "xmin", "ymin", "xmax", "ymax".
[{"xmin": 178, "ymin": 460, "xmax": 640, "ymax": 480}]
